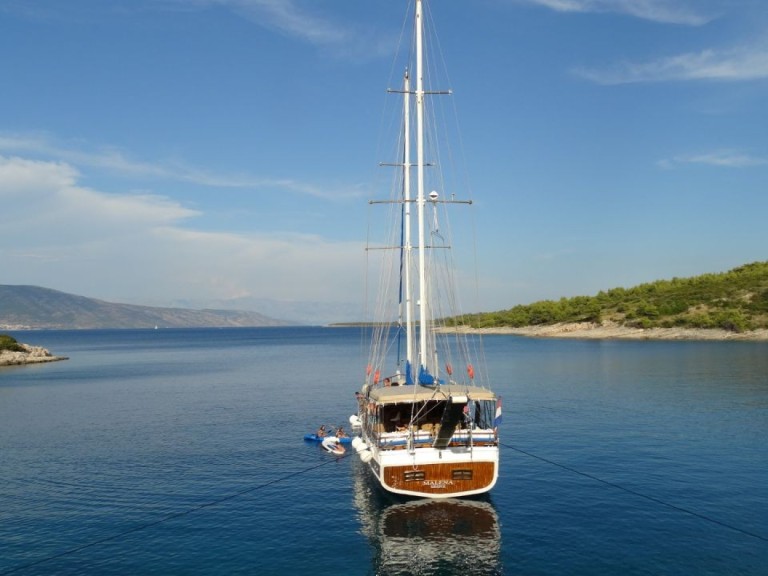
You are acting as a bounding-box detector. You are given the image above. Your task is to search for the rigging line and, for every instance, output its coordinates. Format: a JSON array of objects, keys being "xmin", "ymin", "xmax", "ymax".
[
  {"xmin": 500, "ymin": 442, "xmax": 768, "ymax": 543},
  {"xmin": 0, "ymin": 456, "xmax": 347, "ymax": 576}
]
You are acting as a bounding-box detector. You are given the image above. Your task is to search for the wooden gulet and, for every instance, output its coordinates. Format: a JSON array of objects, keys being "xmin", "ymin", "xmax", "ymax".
[{"xmin": 350, "ymin": 0, "xmax": 501, "ymax": 499}]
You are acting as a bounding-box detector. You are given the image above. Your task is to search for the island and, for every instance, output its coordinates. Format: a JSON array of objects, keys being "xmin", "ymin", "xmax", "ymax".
[
  {"xmin": 0, "ymin": 334, "xmax": 68, "ymax": 367},
  {"xmin": 448, "ymin": 261, "xmax": 768, "ymax": 341},
  {"xmin": 445, "ymin": 322, "xmax": 768, "ymax": 341}
]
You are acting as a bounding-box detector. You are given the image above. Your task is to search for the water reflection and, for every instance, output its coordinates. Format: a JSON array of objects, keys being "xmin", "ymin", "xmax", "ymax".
[{"xmin": 353, "ymin": 461, "xmax": 502, "ymax": 575}]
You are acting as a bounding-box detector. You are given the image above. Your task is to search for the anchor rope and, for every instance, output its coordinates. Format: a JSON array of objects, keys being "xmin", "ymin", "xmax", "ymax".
[
  {"xmin": 500, "ymin": 441, "xmax": 768, "ymax": 543},
  {"xmin": 4, "ymin": 441, "xmax": 765, "ymax": 575},
  {"xmin": 0, "ymin": 451, "xmax": 354, "ymax": 576}
]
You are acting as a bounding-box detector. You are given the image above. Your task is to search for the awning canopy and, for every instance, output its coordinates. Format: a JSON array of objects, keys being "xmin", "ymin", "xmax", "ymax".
[{"xmin": 367, "ymin": 384, "xmax": 496, "ymax": 405}]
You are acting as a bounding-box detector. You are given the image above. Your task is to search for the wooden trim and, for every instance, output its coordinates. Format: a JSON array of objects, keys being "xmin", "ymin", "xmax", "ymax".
[{"xmin": 383, "ymin": 461, "xmax": 496, "ymax": 495}]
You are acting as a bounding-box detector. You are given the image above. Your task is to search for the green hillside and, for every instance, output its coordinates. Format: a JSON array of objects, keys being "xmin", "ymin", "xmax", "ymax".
[{"xmin": 456, "ymin": 261, "xmax": 768, "ymax": 333}]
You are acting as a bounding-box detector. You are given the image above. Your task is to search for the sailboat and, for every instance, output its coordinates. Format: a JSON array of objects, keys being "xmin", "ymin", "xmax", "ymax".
[{"xmin": 350, "ymin": 0, "xmax": 500, "ymax": 499}]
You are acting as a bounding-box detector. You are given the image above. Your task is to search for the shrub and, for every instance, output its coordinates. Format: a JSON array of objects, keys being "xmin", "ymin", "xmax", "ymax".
[
  {"xmin": 0, "ymin": 334, "xmax": 25, "ymax": 352},
  {"xmin": 711, "ymin": 310, "xmax": 751, "ymax": 333}
]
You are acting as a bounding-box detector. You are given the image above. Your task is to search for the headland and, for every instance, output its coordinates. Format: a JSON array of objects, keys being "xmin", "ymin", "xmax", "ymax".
[
  {"xmin": 447, "ymin": 322, "xmax": 768, "ymax": 341},
  {"xmin": 0, "ymin": 343, "xmax": 68, "ymax": 367}
]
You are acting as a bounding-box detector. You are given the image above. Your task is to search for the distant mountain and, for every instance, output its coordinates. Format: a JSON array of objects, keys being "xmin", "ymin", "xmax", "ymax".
[
  {"xmin": 169, "ymin": 296, "xmax": 362, "ymax": 326},
  {"xmin": 0, "ymin": 285, "xmax": 292, "ymax": 329}
]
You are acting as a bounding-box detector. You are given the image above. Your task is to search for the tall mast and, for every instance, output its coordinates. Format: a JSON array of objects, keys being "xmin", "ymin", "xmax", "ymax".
[
  {"xmin": 415, "ymin": 0, "xmax": 428, "ymax": 377},
  {"xmin": 402, "ymin": 70, "xmax": 414, "ymax": 378}
]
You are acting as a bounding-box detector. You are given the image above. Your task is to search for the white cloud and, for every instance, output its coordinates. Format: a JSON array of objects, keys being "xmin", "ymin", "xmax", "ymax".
[
  {"xmin": 229, "ymin": 0, "xmax": 350, "ymax": 45},
  {"xmin": 574, "ymin": 45, "xmax": 768, "ymax": 84},
  {"xmin": 156, "ymin": 0, "xmax": 393, "ymax": 58},
  {"xmin": 0, "ymin": 154, "xmax": 363, "ymax": 310},
  {"xmin": 3, "ymin": 0, "xmax": 346, "ymax": 43},
  {"xmin": 0, "ymin": 133, "xmax": 360, "ymax": 200},
  {"xmin": 3, "ymin": 0, "xmax": 392, "ymax": 59},
  {"xmin": 0, "ymin": 154, "xmax": 77, "ymax": 194},
  {"xmin": 518, "ymin": 0, "xmax": 716, "ymax": 25},
  {"xmin": 659, "ymin": 150, "xmax": 768, "ymax": 168},
  {"xmin": 0, "ymin": 154, "xmax": 199, "ymax": 244},
  {"xmin": 164, "ymin": 0, "xmax": 350, "ymax": 45}
]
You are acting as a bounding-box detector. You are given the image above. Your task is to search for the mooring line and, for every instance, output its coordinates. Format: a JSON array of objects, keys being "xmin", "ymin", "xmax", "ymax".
[
  {"xmin": 501, "ymin": 441, "xmax": 767, "ymax": 543},
  {"xmin": 7, "ymin": 440, "xmax": 764, "ymax": 575},
  {"xmin": 0, "ymin": 453, "xmax": 349, "ymax": 576}
]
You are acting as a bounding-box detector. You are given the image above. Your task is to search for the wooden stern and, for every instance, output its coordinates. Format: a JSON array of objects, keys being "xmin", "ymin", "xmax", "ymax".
[{"xmin": 382, "ymin": 461, "xmax": 497, "ymax": 497}]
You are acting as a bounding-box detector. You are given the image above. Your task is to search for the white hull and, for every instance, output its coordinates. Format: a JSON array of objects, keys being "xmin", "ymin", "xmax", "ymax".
[{"xmin": 364, "ymin": 444, "xmax": 499, "ymax": 499}]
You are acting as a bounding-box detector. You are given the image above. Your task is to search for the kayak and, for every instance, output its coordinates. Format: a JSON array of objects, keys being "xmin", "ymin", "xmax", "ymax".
[{"xmin": 304, "ymin": 433, "xmax": 353, "ymax": 444}]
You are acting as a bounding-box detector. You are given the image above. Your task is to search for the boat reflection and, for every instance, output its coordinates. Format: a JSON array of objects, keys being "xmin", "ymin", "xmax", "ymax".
[{"xmin": 353, "ymin": 461, "xmax": 502, "ymax": 575}]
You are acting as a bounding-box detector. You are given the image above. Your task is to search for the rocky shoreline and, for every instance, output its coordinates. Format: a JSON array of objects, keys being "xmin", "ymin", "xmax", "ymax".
[
  {"xmin": 0, "ymin": 344, "xmax": 68, "ymax": 367},
  {"xmin": 447, "ymin": 322, "xmax": 768, "ymax": 341}
]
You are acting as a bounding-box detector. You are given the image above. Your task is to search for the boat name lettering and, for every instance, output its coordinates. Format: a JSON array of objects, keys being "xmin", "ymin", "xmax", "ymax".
[{"xmin": 423, "ymin": 479, "xmax": 455, "ymax": 488}]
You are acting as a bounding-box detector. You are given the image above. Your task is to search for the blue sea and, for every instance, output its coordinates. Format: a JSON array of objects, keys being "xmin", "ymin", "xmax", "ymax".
[{"xmin": 1, "ymin": 327, "xmax": 767, "ymax": 575}]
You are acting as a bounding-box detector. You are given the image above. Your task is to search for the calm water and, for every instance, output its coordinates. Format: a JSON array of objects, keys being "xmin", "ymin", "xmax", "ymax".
[{"xmin": 1, "ymin": 327, "xmax": 767, "ymax": 575}]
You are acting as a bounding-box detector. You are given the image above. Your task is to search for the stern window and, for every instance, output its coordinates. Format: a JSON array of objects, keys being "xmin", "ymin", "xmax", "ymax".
[{"xmin": 404, "ymin": 471, "xmax": 426, "ymax": 482}]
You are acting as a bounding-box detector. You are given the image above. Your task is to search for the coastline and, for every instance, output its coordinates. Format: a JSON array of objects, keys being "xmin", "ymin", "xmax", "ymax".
[
  {"xmin": 445, "ymin": 322, "xmax": 768, "ymax": 341},
  {"xmin": 0, "ymin": 344, "xmax": 68, "ymax": 367}
]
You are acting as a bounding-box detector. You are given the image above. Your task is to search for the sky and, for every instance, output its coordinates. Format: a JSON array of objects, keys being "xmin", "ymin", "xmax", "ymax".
[{"xmin": 1, "ymin": 0, "xmax": 766, "ymax": 324}]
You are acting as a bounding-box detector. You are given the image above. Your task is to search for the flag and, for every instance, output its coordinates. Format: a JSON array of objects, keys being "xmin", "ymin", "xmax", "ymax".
[{"xmin": 493, "ymin": 397, "xmax": 502, "ymax": 429}]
